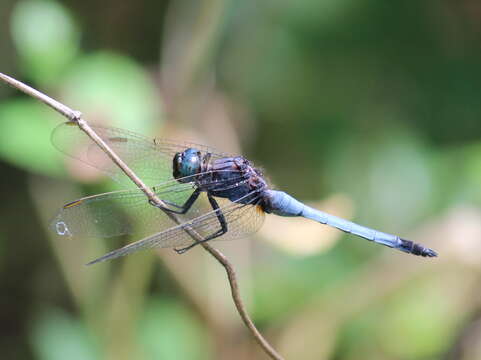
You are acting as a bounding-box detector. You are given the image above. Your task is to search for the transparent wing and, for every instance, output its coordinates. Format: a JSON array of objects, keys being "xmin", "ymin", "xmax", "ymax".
[
  {"xmin": 51, "ymin": 122, "xmax": 228, "ymax": 187},
  {"xmin": 85, "ymin": 190, "xmax": 266, "ymax": 264},
  {"xmin": 50, "ymin": 171, "xmax": 246, "ymax": 240},
  {"xmin": 51, "ymin": 184, "xmax": 188, "ymax": 240}
]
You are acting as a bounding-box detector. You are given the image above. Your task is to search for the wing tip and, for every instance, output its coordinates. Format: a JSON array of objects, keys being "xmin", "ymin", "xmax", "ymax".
[
  {"xmin": 85, "ymin": 250, "xmax": 122, "ymax": 265},
  {"xmin": 85, "ymin": 257, "xmax": 106, "ymax": 266}
]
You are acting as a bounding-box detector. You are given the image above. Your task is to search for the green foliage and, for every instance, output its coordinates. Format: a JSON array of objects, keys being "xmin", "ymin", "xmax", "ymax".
[
  {"xmin": 11, "ymin": 0, "xmax": 80, "ymax": 86},
  {"xmin": 0, "ymin": 99, "xmax": 63, "ymax": 175},
  {"xmin": 31, "ymin": 308, "xmax": 101, "ymax": 360},
  {"xmin": 137, "ymin": 298, "xmax": 212, "ymax": 360},
  {"xmin": 60, "ymin": 52, "xmax": 161, "ymax": 133}
]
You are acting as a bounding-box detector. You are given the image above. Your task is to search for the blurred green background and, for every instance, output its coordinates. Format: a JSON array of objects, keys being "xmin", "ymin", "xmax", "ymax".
[{"xmin": 1, "ymin": 0, "xmax": 481, "ymax": 359}]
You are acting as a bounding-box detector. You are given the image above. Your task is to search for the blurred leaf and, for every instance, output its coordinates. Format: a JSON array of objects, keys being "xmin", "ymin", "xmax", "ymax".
[
  {"xmin": 11, "ymin": 0, "xmax": 80, "ymax": 86},
  {"xmin": 0, "ymin": 99, "xmax": 64, "ymax": 175},
  {"xmin": 137, "ymin": 298, "xmax": 211, "ymax": 360},
  {"xmin": 325, "ymin": 128, "xmax": 435, "ymax": 231},
  {"xmin": 379, "ymin": 280, "xmax": 458, "ymax": 358},
  {"xmin": 272, "ymin": 0, "xmax": 358, "ymax": 30},
  {"xmin": 338, "ymin": 311, "xmax": 386, "ymax": 360},
  {"xmin": 253, "ymin": 249, "xmax": 360, "ymax": 323},
  {"xmin": 365, "ymin": 133, "xmax": 434, "ymax": 229},
  {"xmin": 61, "ymin": 52, "xmax": 162, "ymax": 134},
  {"xmin": 459, "ymin": 142, "xmax": 481, "ymax": 205},
  {"xmin": 337, "ymin": 278, "xmax": 457, "ymax": 360},
  {"xmin": 31, "ymin": 308, "xmax": 100, "ymax": 360}
]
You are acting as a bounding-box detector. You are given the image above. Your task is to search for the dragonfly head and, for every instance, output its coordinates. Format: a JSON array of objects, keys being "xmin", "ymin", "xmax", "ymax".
[{"xmin": 173, "ymin": 148, "xmax": 202, "ymax": 182}]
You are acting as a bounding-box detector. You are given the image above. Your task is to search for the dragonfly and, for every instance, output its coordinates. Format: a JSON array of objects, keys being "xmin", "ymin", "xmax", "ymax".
[{"xmin": 51, "ymin": 122, "xmax": 438, "ymax": 265}]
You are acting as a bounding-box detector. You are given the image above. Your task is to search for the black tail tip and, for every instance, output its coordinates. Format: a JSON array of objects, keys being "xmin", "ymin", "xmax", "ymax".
[
  {"xmin": 422, "ymin": 248, "xmax": 438, "ymax": 257},
  {"xmin": 400, "ymin": 238, "xmax": 438, "ymax": 258}
]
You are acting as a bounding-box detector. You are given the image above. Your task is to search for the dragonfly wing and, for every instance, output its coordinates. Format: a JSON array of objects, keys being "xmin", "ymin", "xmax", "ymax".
[
  {"xmin": 51, "ymin": 180, "xmax": 202, "ymax": 240},
  {"xmin": 86, "ymin": 191, "xmax": 266, "ymax": 264},
  {"xmin": 51, "ymin": 170, "xmax": 248, "ymax": 237},
  {"xmin": 52, "ymin": 122, "xmax": 170, "ymax": 187},
  {"xmin": 51, "ymin": 122, "xmax": 228, "ymax": 187},
  {"xmin": 210, "ymin": 196, "xmax": 266, "ymax": 241}
]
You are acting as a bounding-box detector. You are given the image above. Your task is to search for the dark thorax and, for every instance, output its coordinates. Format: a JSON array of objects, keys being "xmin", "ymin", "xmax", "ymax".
[
  {"xmin": 199, "ymin": 156, "xmax": 268, "ymax": 204},
  {"xmin": 173, "ymin": 147, "xmax": 268, "ymax": 205}
]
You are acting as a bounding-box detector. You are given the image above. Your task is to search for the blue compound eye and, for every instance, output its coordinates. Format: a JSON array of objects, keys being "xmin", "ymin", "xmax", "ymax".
[{"xmin": 173, "ymin": 148, "xmax": 202, "ymax": 181}]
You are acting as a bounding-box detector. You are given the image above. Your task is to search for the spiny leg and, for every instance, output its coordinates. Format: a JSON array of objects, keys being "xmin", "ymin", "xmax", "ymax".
[
  {"xmin": 149, "ymin": 188, "xmax": 201, "ymax": 215},
  {"xmin": 175, "ymin": 194, "xmax": 228, "ymax": 254}
]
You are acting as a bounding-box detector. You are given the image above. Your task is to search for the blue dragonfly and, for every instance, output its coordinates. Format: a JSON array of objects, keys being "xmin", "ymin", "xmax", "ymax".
[{"xmin": 51, "ymin": 122, "xmax": 438, "ymax": 264}]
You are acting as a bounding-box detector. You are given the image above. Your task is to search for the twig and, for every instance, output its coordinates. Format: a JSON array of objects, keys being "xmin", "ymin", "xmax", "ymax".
[{"xmin": 0, "ymin": 72, "xmax": 284, "ymax": 360}]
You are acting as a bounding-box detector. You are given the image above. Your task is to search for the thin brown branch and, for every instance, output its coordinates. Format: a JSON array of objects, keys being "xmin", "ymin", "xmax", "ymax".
[
  {"xmin": 0, "ymin": 72, "xmax": 284, "ymax": 360},
  {"xmin": 201, "ymin": 244, "xmax": 283, "ymax": 359}
]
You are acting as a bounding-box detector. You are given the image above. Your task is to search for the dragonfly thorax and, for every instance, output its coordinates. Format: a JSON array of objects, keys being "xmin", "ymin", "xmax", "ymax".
[
  {"xmin": 201, "ymin": 156, "xmax": 269, "ymax": 205},
  {"xmin": 173, "ymin": 148, "xmax": 203, "ymax": 182}
]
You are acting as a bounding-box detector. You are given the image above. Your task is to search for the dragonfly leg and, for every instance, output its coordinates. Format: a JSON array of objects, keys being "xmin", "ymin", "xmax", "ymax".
[
  {"xmin": 175, "ymin": 194, "xmax": 228, "ymax": 254},
  {"xmin": 202, "ymin": 152, "xmax": 212, "ymax": 167},
  {"xmin": 154, "ymin": 199, "xmax": 184, "ymax": 209},
  {"xmin": 149, "ymin": 188, "xmax": 201, "ymax": 215}
]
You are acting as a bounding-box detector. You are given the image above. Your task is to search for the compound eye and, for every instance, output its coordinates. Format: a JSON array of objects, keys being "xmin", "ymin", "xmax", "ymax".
[
  {"xmin": 172, "ymin": 152, "xmax": 184, "ymax": 180},
  {"xmin": 174, "ymin": 153, "xmax": 184, "ymax": 168}
]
